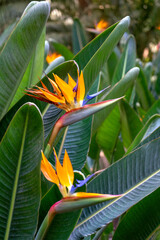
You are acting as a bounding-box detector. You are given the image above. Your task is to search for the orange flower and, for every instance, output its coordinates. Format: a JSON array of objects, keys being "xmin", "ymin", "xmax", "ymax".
[
  {"xmin": 41, "ymin": 149, "xmax": 97, "ymax": 198},
  {"xmin": 46, "ymin": 52, "xmax": 61, "ymax": 64},
  {"xmin": 95, "ymin": 19, "xmax": 109, "ymax": 32},
  {"xmin": 26, "ymin": 70, "xmax": 86, "ymax": 112},
  {"xmin": 41, "ymin": 149, "xmax": 121, "ymax": 199}
]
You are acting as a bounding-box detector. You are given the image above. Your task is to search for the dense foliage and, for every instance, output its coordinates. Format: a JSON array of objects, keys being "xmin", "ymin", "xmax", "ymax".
[{"xmin": 0, "ymin": 1, "xmax": 160, "ymax": 239}]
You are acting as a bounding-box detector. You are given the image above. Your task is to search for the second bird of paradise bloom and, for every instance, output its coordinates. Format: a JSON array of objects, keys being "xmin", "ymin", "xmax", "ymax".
[
  {"xmin": 36, "ymin": 149, "xmax": 122, "ymax": 239},
  {"xmin": 46, "ymin": 52, "xmax": 61, "ymax": 64},
  {"xmin": 41, "ymin": 148, "xmax": 121, "ymax": 200},
  {"xmin": 95, "ymin": 19, "xmax": 109, "ymax": 32}
]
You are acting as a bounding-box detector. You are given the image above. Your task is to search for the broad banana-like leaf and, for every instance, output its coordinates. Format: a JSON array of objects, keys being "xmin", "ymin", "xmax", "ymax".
[
  {"xmin": 143, "ymin": 62, "xmax": 153, "ymax": 85},
  {"xmin": 92, "ymin": 67, "xmax": 140, "ymax": 133},
  {"xmin": 113, "ymin": 187, "xmax": 160, "ymax": 240},
  {"xmin": 51, "ymin": 41, "xmax": 74, "ymax": 60},
  {"xmin": 0, "ymin": 21, "xmax": 17, "ymax": 50},
  {"xmin": 143, "ymin": 99, "xmax": 160, "ymax": 123},
  {"xmin": 112, "ymin": 35, "xmax": 136, "ymax": 85},
  {"xmin": 42, "ymin": 56, "xmax": 65, "ymax": 77},
  {"xmin": 135, "ymin": 63, "xmax": 155, "ymax": 111},
  {"xmin": 10, "ymin": 28, "xmax": 46, "ymax": 109},
  {"xmin": 127, "ymin": 114, "xmax": 160, "ymax": 154},
  {"xmin": 119, "ymin": 99, "xmax": 143, "ymax": 148},
  {"xmin": 0, "ymin": 1, "xmax": 50, "ymax": 120},
  {"xmin": 96, "ymin": 105, "xmax": 121, "ymax": 162},
  {"xmin": 0, "ymin": 103, "xmax": 43, "ymax": 239},
  {"xmin": 72, "ymin": 18, "xmax": 88, "ymax": 54},
  {"xmin": 74, "ymin": 16, "xmax": 130, "ymax": 93},
  {"xmin": 70, "ymin": 136, "xmax": 160, "ymax": 239}
]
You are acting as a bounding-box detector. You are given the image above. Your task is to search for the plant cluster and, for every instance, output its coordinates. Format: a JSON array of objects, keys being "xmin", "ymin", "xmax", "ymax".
[{"xmin": 0, "ymin": 1, "xmax": 160, "ymax": 240}]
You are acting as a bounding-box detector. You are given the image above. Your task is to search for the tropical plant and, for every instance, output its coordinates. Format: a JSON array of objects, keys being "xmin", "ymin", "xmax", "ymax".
[{"xmin": 0, "ymin": 1, "xmax": 160, "ymax": 240}]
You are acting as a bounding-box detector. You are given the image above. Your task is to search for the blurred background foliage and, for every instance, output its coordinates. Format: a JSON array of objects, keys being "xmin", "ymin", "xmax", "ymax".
[{"xmin": 1, "ymin": 0, "xmax": 160, "ymax": 57}]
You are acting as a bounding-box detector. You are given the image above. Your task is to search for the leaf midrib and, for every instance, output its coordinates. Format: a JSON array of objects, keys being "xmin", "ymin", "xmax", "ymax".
[{"xmin": 4, "ymin": 110, "xmax": 29, "ymax": 240}]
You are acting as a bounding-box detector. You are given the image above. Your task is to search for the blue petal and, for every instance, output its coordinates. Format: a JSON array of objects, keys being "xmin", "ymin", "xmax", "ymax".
[
  {"xmin": 76, "ymin": 173, "xmax": 95, "ymax": 187},
  {"xmin": 70, "ymin": 173, "xmax": 95, "ymax": 194},
  {"xmin": 83, "ymin": 86, "xmax": 110, "ymax": 105},
  {"xmin": 73, "ymin": 83, "xmax": 78, "ymax": 92},
  {"xmin": 70, "ymin": 185, "xmax": 76, "ymax": 194}
]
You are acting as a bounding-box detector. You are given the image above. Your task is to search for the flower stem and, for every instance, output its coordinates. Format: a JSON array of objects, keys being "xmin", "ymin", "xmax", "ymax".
[
  {"xmin": 44, "ymin": 119, "xmax": 62, "ymax": 158},
  {"xmin": 58, "ymin": 126, "xmax": 68, "ymax": 159},
  {"xmin": 35, "ymin": 208, "xmax": 56, "ymax": 240}
]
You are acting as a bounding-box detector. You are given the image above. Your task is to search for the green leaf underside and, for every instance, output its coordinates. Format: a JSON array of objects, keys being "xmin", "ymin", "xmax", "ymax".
[
  {"xmin": 96, "ymin": 105, "xmax": 121, "ymax": 162},
  {"xmin": 0, "ymin": 1, "xmax": 50, "ymax": 120},
  {"xmin": 70, "ymin": 136, "xmax": 160, "ymax": 239},
  {"xmin": 143, "ymin": 99, "xmax": 160, "ymax": 124},
  {"xmin": 92, "ymin": 67, "xmax": 140, "ymax": 133},
  {"xmin": 73, "ymin": 17, "xmax": 130, "ymax": 94},
  {"xmin": 112, "ymin": 35, "xmax": 136, "ymax": 85},
  {"xmin": 9, "ymin": 28, "xmax": 46, "ymax": 109},
  {"xmin": 0, "ymin": 103, "xmax": 43, "ymax": 239},
  {"xmin": 119, "ymin": 99, "xmax": 143, "ymax": 148},
  {"xmin": 135, "ymin": 65, "xmax": 154, "ymax": 111},
  {"xmin": 127, "ymin": 114, "xmax": 160, "ymax": 154},
  {"xmin": 51, "ymin": 42, "xmax": 74, "ymax": 60},
  {"xmin": 113, "ymin": 187, "xmax": 160, "ymax": 240},
  {"xmin": 72, "ymin": 18, "xmax": 88, "ymax": 54}
]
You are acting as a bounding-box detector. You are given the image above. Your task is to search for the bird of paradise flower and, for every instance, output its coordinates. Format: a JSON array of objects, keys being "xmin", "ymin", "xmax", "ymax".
[
  {"xmin": 35, "ymin": 149, "xmax": 122, "ymax": 239},
  {"xmin": 46, "ymin": 52, "xmax": 61, "ymax": 64},
  {"xmin": 26, "ymin": 69, "xmax": 123, "ymax": 151}
]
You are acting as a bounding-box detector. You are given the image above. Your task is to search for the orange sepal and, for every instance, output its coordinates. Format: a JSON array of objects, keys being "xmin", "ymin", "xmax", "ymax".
[
  {"xmin": 63, "ymin": 150, "xmax": 74, "ymax": 187},
  {"xmin": 53, "ymin": 73, "xmax": 75, "ymax": 104},
  {"xmin": 76, "ymin": 71, "xmax": 85, "ymax": 102},
  {"xmin": 54, "ymin": 149, "xmax": 71, "ymax": 188},
  {"xmin": 41, "ymin": 151, "xmax": 59, "ymax": 186},
  {"xmin": 68, "ymin": 74, "xmax": 76, "ymax": 90}
]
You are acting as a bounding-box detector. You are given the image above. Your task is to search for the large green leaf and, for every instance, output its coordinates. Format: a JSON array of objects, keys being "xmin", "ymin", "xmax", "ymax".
[
  {"xmin": 74, "ymin": 16, "xmax": 130, "ymax": 93},
  {"xmin": 107, "ymin": 47, "xmax": 120, "ymax": 83},
  {"xmin": 135, "ymin": 64, "xmax": 155, "ymax": 111},
  {"xmin": 70, "ymin": 136, "xmax": 160, "ymax": 239},
  {"xmin": 43, "ymin": 56, "xmax": 65, "ymax": 76},
  {"xmin": 143, "ymin": 99, "xmax": 160, "ymax": 123},
  {"xmin": 127, "ymin": 114, "xmax": 160, "ymax": 154},
  {"xmin": 96, "ymin": 105, "xmax": 121, "ymax": 162},
  {"xmin": 51, "ymin": 41, "xmax": 74, "ymax": 61},
  {"xmin": 0, "ymin": 1, "xmax": 50, "ymax": 120},
  {"xmin": 0, "ymin": 103, "xmax": 43, "ymax": 239},
  {"xmin": 92, "ymin": 67, "xmax": 140, "ymax": 133},
  {"xmin": 0, "ymin": 21, "xmax": 17, "ymax": 51},
  {"xmin": 113, "ymin": 187, "xmax": 160, "ymax": 240},
  {"xmin": 112, "ymin": 35, "xmax": 136, "ymax": 85},
  {"xmin": 9, "ymin": 28, "xmax": 46, "ymax": 109},
  {"xmin": 119, "ymin": 99, "xmax": 143, "ymax": 148},
  {"xmin": 72, "ymin": 18, "xmax": 88, "ymax": 54}
]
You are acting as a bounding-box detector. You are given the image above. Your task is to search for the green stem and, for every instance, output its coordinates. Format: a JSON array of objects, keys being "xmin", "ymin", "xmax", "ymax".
[
  {"xmin": 44, "ymin": 120, "xmax": 62, "ymax": 158},
  {"xmin": 35, "ymin": 210, "xmax": 56, "ymax": 240},
  {"xmin": 58, "ymin": 126, "xmax": 68, "ymax": 159}
]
